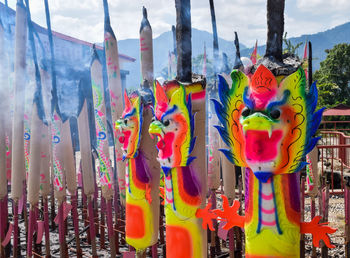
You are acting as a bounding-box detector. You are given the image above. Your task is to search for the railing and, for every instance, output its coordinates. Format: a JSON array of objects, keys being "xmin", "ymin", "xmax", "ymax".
[{"xmin": 318, "ymin": 131, "xmax": 350, "ymax": 194}]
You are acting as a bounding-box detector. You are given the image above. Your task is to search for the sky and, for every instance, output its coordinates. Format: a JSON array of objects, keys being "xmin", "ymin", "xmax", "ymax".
[{"xmin": 6, "ymin": 0, "xmax": 350, "ymax": 47}]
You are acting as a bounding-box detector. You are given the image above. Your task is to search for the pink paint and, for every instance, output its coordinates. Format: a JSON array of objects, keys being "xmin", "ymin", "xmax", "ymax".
[
  {"xmin": 261, "ymin": 193, "xmax": 273, "ymax": 200},
  {"xmin": 141, "ymin": 47, "xmax": 149, "ymax": 51},
  {"xmin": 261, "ymin": 207, "xmax": 276, "ymax": 214},
  {"xmin": 157, "ymin": 132, "xmax": 175, "ymax": 159},
  {"xmin": 245, "ymin": 130, "xmax": 283, "ymax": 162},
  {"xmin": 122, "ymin": 130, "xmax": 131, "ymax": 150},
  {"xmin": 261, "ymin": 220, "xmax": 276, "ymax": 226},
  {"xmin": 251, "ymin": 90, "xmax": 277, "ymax": 110},
  {"xmin": 166, "ymin": 197, "xmax": 174, "ymax": 204}
]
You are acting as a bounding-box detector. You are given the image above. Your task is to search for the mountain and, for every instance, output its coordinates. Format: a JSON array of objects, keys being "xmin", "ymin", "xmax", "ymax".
[
  {"xmin": 119, "ymin": 28, "xmax": 246, "ymax": 89},
  {"xmin": 240, "ymin": 22, "xmax": 350, "ymax": 71},
  {"xmin": 120, "ymin": 22, "xmax": 350, "ymax": 89}
]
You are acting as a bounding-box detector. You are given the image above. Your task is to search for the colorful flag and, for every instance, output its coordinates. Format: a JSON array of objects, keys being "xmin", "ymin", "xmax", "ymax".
[{"xmin": 250, "ymin": 40, "xmax": 258, "ymax": 65}]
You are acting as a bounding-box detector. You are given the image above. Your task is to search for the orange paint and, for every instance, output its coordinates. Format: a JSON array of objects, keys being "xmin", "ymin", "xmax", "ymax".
[
  {"xmin": 166, "ymin": 225, "xmax": 193, "ymax": 258},
  {"xmin": 125, "ymin": 203, "xmax": 145, "ymax": 238},
  {"xmin": 172, "ymin": 114, "xmax": 188, "ymax": 166}
]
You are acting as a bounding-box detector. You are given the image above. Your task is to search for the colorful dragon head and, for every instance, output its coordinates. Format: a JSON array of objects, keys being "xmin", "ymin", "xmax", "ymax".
[
  {"xmin": 115, "ymin": 91, "xmax": 143, "ymax": 160},
  {"xmin": 148, "ymin": 81, "xmax": 196, "ymax": 173},
  {"xmin": 213, "ymin": 65, "xmax": 324, "ymax": 182}
]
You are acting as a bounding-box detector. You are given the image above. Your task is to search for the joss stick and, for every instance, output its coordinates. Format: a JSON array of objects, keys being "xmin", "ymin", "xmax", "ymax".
[
  {"xmin": 0, "ymin": 15, "xmax": 6, "ymax": 257},
  {"xmin": 308, "ymin": 42, "xmax": 312, "ymax": 88},
  {"xmin": 39, "ymin": 67, "xmax": 52, "ymax": 256},
  {"xmin": 265, "ymin": 0, "xmax": 285, "ymax": 61},
  {"xmin": 103, "ymin": 0, "xmax": 125, "ymax": 205},
  {"xmin": 177, "ymin": 0, "xmax": 207, "ymax": 255},
  {"xmin": 24, "ymin": 0, "xmax": 49, "ymax": 255},
  {"xmin": 140, "ymin": 7, "xmax": 154, "ymax": 86},
  {"xmin": 90, "ymin": 46, "xmax": 116, "ymax": 256},
  {"xmin": 77, "ymin": 98, "xmax": 98, "ymax": 257},
  {"xmin": 209, "ymin": 0, "xmax": 219, "ymax": 71},
  {"xmin": 11, "ymin": 1, "xmax": 27, "ymax": 256},
  {"xmin": 175, "ymin": 0, "xmax": 192, "ymax": 82},
  {"xmin": 172, "ymin": 25, "xmax": 176, "ymax": 58},
  {"xmin": 61, "ymin": 119, "xmax": 82, "ymax": 256},
  {"xmin": 139, "ymin": 7, "xmax": 161, "ymax": 255}
]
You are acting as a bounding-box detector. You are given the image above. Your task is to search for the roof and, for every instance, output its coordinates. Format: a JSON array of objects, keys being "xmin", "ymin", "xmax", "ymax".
[{"xmin": 323, "ymin": 104, "xmax": 350, "ymax": 116}]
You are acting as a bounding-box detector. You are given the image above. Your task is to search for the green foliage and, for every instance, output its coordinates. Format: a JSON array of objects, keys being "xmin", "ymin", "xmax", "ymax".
[
  {"xmin": 283, "ymin": 32, "xmax": 303, "ymax": 55},
  {"xmin": 314, "ymin": 43, "xmax": 350, "ymax": 108}
]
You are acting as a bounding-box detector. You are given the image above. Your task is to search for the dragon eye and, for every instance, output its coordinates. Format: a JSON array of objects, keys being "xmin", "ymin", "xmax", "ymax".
[
  {"xmin": 241, "ymin": 107, "xmax": 251, "ymax": 117},
  {"xmin": 124, "ymin": 119, "xmax": 128, "ymax": 125},
  {"xmin": 163, "ymin": 120, "xmax": 170, "ymax": 126},
  {"xmin": 270, "ymin": 109, "xmax": 281, "ymax": 119}
]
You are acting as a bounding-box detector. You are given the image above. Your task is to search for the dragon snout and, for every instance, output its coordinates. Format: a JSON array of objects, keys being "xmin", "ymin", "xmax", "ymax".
[
  {"xmin": 242, "ymin": 113, "xmax": 273, "ymax": 137},
  {"xmin": 149, "ymin": 120, "xmax": 163, "ymax": 137}
]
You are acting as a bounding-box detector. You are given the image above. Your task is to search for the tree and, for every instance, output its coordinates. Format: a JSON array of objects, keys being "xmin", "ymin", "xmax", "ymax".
[
  {"xmin": 314, "ymin": 43, "xmax": 350, "ymax": 108},
  {"xmin": 283, "ymin": 32, "xmax": 303, "ymax": 55}
]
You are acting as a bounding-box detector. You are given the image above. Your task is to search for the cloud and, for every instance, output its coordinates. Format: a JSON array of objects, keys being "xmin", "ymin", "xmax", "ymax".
[{"xmin": 9, "ymin": 0, "xmax": 350, "ymax": 48}]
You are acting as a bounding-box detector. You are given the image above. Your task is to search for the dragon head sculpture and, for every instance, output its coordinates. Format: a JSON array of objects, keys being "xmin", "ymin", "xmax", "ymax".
[
  {"xmin": 115, "ymin": 91, "xmax": 143, "ymax": 160},
  {"xmin": 213, "ymin": 65, "xmax": 324, "ymax": 182},
  {"xmin": 148, "ymin": 81, "xmax": 196, "ymax": 173}
]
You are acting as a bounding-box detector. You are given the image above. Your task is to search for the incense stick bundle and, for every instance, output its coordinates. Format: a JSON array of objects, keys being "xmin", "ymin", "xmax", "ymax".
[
  {"xmin": 0, "ymin": 16, "xmax": 7, "ymax": 203},
  {"xmin": 138, "ymin": 7, "xmax": 160, "ymax": 254},
  {"xmin": 208, "ymin": 112, "xmax": 220, "ymax": 190},
  {"xmin": 27, "ymin": 103, "xmax": 44, "ymax": 256},
  {"xmin": 103, "ymin": 0, "xmax": 125, "ymax": 204},
  {"xmin": 0, "ymin": 28, "xmax": 6, "ymax": 254},
  {"xmin": 77, "ymin": 100, "xmax": 98, "ymax": 257},
  {"xmin": 11, "ymin": 0, "xmax": 27, "ymax": 204},
  {"xmin": 61, "ymin": 119, "xmax": 77, "ymax": 195},
  {"xmin": 39, "ymin": 68, "xmax": 52, "ymax": 199},
  {"xmin": 90, "ymin": 47, "xmax": 116, "ymax": 256},
  {"xmin": 11, "ymin": 2, "xmax": 27, "ymax": 256},
  {"xmin": 219, "ymin": 73, "xmax": 236, "ymax": 200},
  {"xmin": 140, "ymin": 7, "xmax": 154, "ymax": 86}
]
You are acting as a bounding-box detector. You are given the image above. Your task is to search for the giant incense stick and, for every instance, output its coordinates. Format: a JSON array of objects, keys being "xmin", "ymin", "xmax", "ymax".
[
  {"xmin": 140, "ymin": 7, "xmax": 154, "ymax": 87},
  {"xmin": 148, "ymin": 2, "xmax": 207, "ymax": 257},
  {"xmin": 90, "ymin": 47, "xmax": 116, "ymax": 256},
  {"xmin": 11, "ymin": 2, "xmax": 27, "ymax": 256},
  {"xmin": 210, "ymin": 1, "xmax": 336, "ymax": 256},
  {"xmin": 77, "ymin": 98, "xmax": 98, "ymax": 257},
  {"xmin": 0, "ymin": 20, "xmax": 6, "ymax": 254},
  {"xmin": 103, "ymin": 0, "xmax": 125, "ymax": 204}
]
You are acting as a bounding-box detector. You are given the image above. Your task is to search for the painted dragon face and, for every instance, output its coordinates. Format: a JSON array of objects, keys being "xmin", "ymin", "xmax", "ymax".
[
  {"xmin": 149, "ymin": 81, "xmax": 196, "ymax": 172},
  {"xmin": 213, "ymin": 65, "xmax": 324, "ymax": 182},
  {"xmin": 115, "ymin": 91, "xmax": 143, "ymax": 160}
]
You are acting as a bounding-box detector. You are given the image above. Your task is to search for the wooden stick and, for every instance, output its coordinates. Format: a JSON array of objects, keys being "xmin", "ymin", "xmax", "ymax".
[
  {"xmin": 88, "ymin": 197, "xmax": 98, "ymax": 258},
  {"xmin": 71, "ymin": 193, "xmax": 82, "ymax": 257},
  {"xmin": 43, "ymin": 197, "xmax": 51, "ymax": 258}
]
